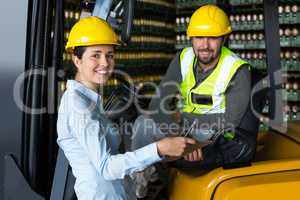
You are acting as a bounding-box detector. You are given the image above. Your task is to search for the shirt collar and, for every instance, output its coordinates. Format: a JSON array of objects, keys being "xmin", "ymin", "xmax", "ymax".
[{"xmin": 66, "ymin": 80, "xmax": 102, "ymax": 106}]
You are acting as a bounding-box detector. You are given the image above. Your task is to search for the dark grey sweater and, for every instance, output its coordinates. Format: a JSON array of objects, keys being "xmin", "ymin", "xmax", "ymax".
[{"xmin": 148, "ymin": 51, "xmax": 251, "ymax": 131}]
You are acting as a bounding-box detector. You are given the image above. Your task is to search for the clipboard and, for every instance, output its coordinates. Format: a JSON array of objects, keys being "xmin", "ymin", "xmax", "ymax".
[
  {"xmin": 180, "ymin": 120, "xmax": 214, "ymax": 143},
  {"xmin": 180, "ymin": 120, "xmax": 234, "ymax": 143}
]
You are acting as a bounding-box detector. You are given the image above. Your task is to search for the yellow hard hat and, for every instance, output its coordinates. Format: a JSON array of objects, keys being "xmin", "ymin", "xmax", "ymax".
[
  {"xmin": 187, "ymin": 4, "xmax": 232, "ymax": 37},
  {"xmin": 65, "ymin": 16, "xmax": 120, "ymax": 53}
]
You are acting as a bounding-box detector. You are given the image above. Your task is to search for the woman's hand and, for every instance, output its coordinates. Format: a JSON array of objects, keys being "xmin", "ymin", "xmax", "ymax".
[{"xmin": 156, "ymin": 137, "xmax": 196, "ymax": 158}]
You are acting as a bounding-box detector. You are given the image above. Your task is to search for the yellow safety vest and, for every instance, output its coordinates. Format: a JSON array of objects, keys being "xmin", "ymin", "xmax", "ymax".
[{"xmin": 180, "ymin": 46, "xmax": 248, "ymax": 114}]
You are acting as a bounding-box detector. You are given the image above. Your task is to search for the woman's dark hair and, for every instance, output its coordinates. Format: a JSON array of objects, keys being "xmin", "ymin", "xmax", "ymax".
[
  {"xmin": 73, "ymin": 46, "xmax": 87, "ymax": 59},
  {"xmin": 65, "ymin": 46, "xmax": 87, "ymax": 79}
]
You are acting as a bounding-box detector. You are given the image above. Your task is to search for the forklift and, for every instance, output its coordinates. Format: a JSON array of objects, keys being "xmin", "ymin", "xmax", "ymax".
[{"xmin": 0, "ymin": 0, "xmax": 299, "ymax": 200}]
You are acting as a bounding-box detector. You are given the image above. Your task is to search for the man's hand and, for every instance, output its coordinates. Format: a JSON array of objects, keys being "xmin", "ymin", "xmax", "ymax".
[
  {"xmin": 156, "ymin": 137, "xmax": 196, "ymax": 158},
  {"xmin": 183, "ymin": 148, "xmax": 203, "ymax": 161},
  {"xmin": 183, "ymin": 140, "xmax": 212, "ymax": 161}
]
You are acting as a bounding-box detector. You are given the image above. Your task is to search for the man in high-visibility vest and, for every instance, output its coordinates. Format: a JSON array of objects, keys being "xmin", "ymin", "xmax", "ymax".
[{"xmin": 132, "ymin": 4, "xmax": 257, "ymax": 171}]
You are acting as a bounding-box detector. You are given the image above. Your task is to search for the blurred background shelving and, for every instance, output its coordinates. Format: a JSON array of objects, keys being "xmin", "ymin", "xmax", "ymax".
[{"xmin": 60, "ymin": 0, "xmax": 299, "ymax": 132}]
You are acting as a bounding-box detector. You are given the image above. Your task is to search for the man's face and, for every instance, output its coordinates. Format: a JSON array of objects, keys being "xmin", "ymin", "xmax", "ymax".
[{"xmin": 191, "ymin": 36, "xmax": 224, "ymax": 66}]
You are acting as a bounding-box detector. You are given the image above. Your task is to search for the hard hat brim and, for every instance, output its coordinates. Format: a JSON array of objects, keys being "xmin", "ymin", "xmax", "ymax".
[{"xmin": 65, "ymin": 40, "xmax": 121, "ymax": 53}]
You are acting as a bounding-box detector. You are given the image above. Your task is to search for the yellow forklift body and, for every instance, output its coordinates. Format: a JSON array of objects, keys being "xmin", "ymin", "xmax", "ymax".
[
  {"xmin": 169, "ymin": 122, "xmax": 300, "ymax": 200},
  {"xmin": 213, "ymin": 170, "xmax": 300, "ymax": 200}
]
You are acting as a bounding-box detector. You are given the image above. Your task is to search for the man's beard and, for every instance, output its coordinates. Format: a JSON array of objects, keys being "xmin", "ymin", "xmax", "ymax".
[
  {"xmin": 195, "ymin": 47, "xmax": 222, "ymax": 66},
  {"xmin": 196, "ymin": 49, "xmax": 214, "ymax": 65}
]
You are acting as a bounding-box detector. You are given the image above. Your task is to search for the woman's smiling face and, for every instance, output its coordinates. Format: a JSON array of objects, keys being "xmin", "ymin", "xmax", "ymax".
[{"xmin": 73, "ymin": 45, "xmax": 115, "ymax": 90}]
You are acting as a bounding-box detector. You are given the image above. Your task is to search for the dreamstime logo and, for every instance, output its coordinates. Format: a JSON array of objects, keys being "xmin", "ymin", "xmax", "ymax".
[{"xmin": 13, "ymin": 65, "xmax": 287, "ymax": 133}]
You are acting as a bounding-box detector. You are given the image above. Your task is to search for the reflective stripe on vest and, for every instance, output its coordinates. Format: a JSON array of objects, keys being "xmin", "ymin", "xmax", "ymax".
[{"xmin": 180, "ymin": 46, "xmax": 248, "ymax": 114}]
